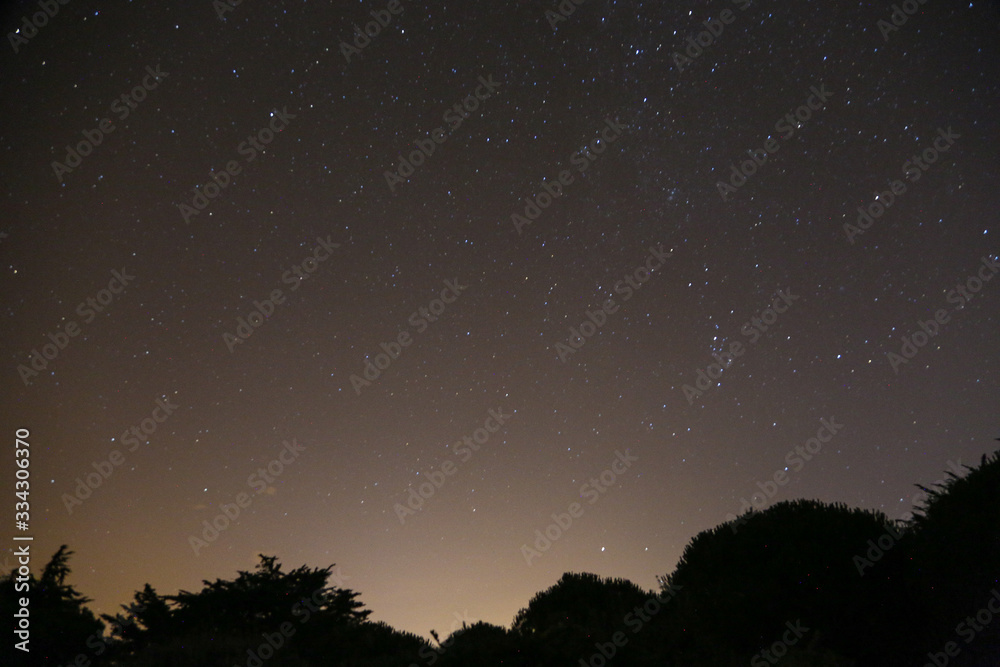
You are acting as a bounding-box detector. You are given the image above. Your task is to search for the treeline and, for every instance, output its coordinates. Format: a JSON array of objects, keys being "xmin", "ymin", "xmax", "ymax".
[{"xmin": 3, "ymin": 450, "xmax": 999, "ymax": 666}]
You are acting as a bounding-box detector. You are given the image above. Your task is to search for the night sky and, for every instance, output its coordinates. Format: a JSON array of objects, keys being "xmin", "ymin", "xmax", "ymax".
[{"xmin": 2, "ymin": 0, "xmax": 999, "ymax": 641}]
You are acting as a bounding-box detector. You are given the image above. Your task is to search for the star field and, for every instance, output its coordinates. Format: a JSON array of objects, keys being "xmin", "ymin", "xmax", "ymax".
[{"xmin": 1, "ymin": 0, "xmax": 998, "ymax": 640}]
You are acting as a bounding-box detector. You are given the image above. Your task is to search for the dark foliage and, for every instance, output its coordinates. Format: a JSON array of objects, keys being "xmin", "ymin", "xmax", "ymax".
[
  {"xmin": 1, "ymin": 546, "xmax": 105, "ymax": 667},
  {"xmin": 3, "ymin": 449, "xmax": 998, "ymax": 666}
]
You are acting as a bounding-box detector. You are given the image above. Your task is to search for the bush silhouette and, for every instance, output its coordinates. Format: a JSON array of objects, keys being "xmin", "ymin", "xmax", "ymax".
[
  {"xmin": 102, "ymin": 554, "xmax": 424, "ymax": 667},
  {"xmin": 0, "ymin": 545, "xmax": 104, "ymax": 667},
  {"xmin": 5, "ymin": 447, "xmax": 997, "ymax": 666},
  {"xmin": 512, "ymin": 571, "xmax": 652, "ymax": 665},
  {"xmin": 900, "ymin": 450, "xmax": 1000, "ymax": 665},
  {"xmin": 656, "ymin": 499, "xmax": 916, "ymax": 664}
]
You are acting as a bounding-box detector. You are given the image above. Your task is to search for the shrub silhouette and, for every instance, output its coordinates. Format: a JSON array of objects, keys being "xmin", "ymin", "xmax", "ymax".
[
  {"xmin": 5, "ymin": 447, "xmax": 997, "ymax": 666},
  {"xmin": 102, "ymin": 554, "xmax": 424, "ymax": 667},
  {"xmin": 434, "ymin": 621, "xmax": 537, "ymax": 666},
  {"xmin": 655, "ymin": 499, "xmax": 916, "ymax": 664},
  {"xmin": 900, "ymin": 450, "xmax": 1000, "ymax": 665},
  {"xmin": 511, "ymin": 571, "xmax": 652, "ymax": 665},
  {"xmin": 0, "ymin": 545, "xmax": 104, "ymax": 667}
]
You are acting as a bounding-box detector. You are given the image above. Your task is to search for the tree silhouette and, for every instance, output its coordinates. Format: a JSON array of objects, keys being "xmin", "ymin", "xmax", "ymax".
[
  {"xmin": 100, "ymin": 583, "xmax": 175, "ymax": 658},
  {"xmin": 900, "ymin": 450, "xmax": 1000, "ymax": 665},
  {"xmin": 512, "ymin": 571, "xmax": 652, "ymax": 665},
  {"xmin": 431, "ymin": 621, "xmax": 537, "ymax": 667},
  {"xmin": 104, "ymin": 554, "xmax": 426, "ymax": 667},
  {"xmin": 106, "ymin": 554, "xmax": 379, "ymax": 666},
  {"xmin": 0, "ymin": 545, "xmax": 104, "ymax": 667},
  {"xmin": 655, "ymin": 499, "xmax": 913, "ymax": 664},
  {"xmin": 6, "ymin": 445, "xmax": 997, "ymax": 666}
]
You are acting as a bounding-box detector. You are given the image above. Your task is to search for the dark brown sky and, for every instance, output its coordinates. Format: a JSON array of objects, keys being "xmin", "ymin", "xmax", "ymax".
[{"xmin": 1, "ymin": 0, "xmax": 998, "ymax": 639}]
